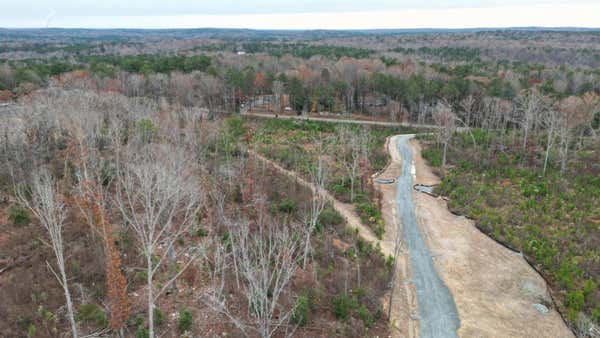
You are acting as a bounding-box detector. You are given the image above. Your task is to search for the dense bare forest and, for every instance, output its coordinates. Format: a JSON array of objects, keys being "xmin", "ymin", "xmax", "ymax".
[{"xmin": 0, "ymin": 28, "xmax": 598, "ymax": 337}]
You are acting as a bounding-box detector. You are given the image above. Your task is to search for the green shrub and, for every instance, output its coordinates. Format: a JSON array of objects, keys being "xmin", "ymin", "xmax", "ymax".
[
  {"xmin": 556, "ymin": 261, "xmax": 579, "ymax": 290},
  {"xmin": 136, "ymin": 118, "xmax": 158, "ymax": 142},
  {"xmin": 217, "ymin": 117, "xmax": 246, "ymax": 156},
  {"xmin": 374, "ymin": 224, "xmax": 385, "ymax": 239},
  {"xmin": 422, "ymin": 147, "xmax": 442, "ymax": 167},
  {"xmin": 353, "ymin": 287, "xmax": 366, "ymax": 299},
  {"xmin": 566, "ymin": 308, "xmax": 578, "ymax": 324},
  {"xmin": 27, "ymin": 324, "xmax": 36, "ymax": 338},
  {"xmin": 318, "ymin": 205, "xmax": 343, "ymax": 228},
  {"xmin": 130, "ymin": 315, "xmax": 148, "ymax": 338},
  {"xmin": 356, "ymin": 201, "xmax": 384, "ymax": 239},
  {"xmin": 356, "ymin": 238, "xmax": 373, "ymax": 257},
  {"xmin": 386, "ymin": 255, "xmax": 395, "ymax": 269},
  {"xmin": 356, "ymin": 201, "xmax": 380, "ymax": 219},
  {"xmin": 291, "ymin": 294, "xmax": 310, "ymax": 326},
  {"xmin": 225, "ymin": 116, "xmax": 245, "ymax": 139},
  {"xmin": 332, "ymin": 294, "xmax": 357, "ymax": 321},
  {"xmin": 371, "ymin": 153, "xmax": 388, "ymax": 171},
  {"xmin": 76, "ymin": 303, "xmax": 107, "ymax": 328},
  {"xmin": 274, "ymin": 197, "xmax": 297, "ymax": 213},
  {"xmin": 582, "ymin": 279, "xmax": 596, "ymax": 304},
  {"xmin": 135, "ymin": 326, "xmax": 149, "ymax": 338},
  {"xmin": 195, "ymin": 226, "xmax": 208, "ymax": 237},
  {"xmin": 330, "ymin": 177, "xmax": 351, "ymax": 199},
  {"xmin": 8, "ymin": 205, "xmax": 30, "ymax": 227},
  {"xmin": 16, "ymin": 316, "xmax": 32, "ymax": 331},
  {"xmin": 135, "ymin": 270, "xmax": 148, "ymax": 283},
  {"xmin": 592, "ymin": 303, "xmax": 600, "ymax": 323},
  {"xmin": 566, "ymin": 291, "xmax": 585, "ymax": 312},
  {"xmin": 154, "ymin": 307, "xmax": 165, "ymax": 327},
  {"xmin": 178, "ymin": 307, "xmax": 193, "ymax": 332},
  {"xmin": 356, "ymin": 304, "xmax": 374, "ymax": 328}
]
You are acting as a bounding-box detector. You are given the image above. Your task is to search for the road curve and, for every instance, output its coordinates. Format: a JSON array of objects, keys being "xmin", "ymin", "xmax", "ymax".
[{"xmin": 395, "ymin": 134, "xmax": 460, "ymax": 338}]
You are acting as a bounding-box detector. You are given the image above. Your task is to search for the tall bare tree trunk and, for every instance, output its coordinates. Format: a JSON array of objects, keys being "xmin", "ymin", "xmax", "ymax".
[
  {"xmin": 61, "ymin": 256, "xmax": 78, "ymax": 338},
  {"xmin": 560, "ymin": 135, "xmax": 569, "ymax": 175},
  {"xmin": 543, "ymin": 115, "xmax": 556, "ymax": 176},
  {"xmin": 543, "ymin": 135, "xmax": 552, "ymax": 175},
  {"xmin": 147, "ymin": 256, "xmax": 154, "ymax": 338},
  {"xmin": 442, "ymin": 141, "xmax": 448, "ymax": 170}
]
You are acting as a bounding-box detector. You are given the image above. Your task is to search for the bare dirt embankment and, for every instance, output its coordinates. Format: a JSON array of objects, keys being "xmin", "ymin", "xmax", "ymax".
[{"xmin": 408, "ymin": 139, "xmax": 573, "ymax": 338}]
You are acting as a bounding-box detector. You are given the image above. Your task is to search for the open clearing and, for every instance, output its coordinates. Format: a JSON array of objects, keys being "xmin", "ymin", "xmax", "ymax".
[{"xmin": 408, "ymin": 138, "xmax": 573, "ymax": 337}]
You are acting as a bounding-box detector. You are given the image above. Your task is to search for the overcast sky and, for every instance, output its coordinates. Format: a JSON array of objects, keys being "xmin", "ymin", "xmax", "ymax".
[{"xmin": 2, "ymin": 0, "xmax": 599, "ymax": 29}]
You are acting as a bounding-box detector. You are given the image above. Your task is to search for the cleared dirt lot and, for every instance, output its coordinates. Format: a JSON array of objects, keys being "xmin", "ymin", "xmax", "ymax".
[{"xmin": 408, "ymin": 139, "xmax": 573, "ymax": 338}]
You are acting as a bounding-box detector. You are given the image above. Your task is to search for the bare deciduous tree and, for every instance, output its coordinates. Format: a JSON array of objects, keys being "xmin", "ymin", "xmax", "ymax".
[
  {"xmin": 17, "ymin": 171, "xmax": 78, "ymax": 338},
  {"xmin": 556, "ymin": 95, "xmax": 596, "ymax": 175},
  {"xmin": 432, "ymin": 101, "xmax": 457, "ymax": 170},
  {"xmin": 459, "ymin": 95, "xmax": 478, "ymax": 127},
  {"xmin": 541, "ymin": 107, "xmax": 559, "ymax": 175},
  {"xmin": 337, "ymin": 126, "xmax": 369, "ymax": 203},
  {"xmin": 302, "ymin": 136, "xmax": 329, "ymax": 268},
  {"xmin": 204, "ymin": 218, "xmax": 304, "ymax": 338},
  {"xmin": 416, "ymin": 101, "xmax": 433, "ymax": 125},
  {"xmin": 516, "ymin": 89, "xmax": 542, "ymax": 151},
  {"xmin": 272, "ymin": 80, "xmax": 285, "ymax": 115},
  {"xmin": 115, "ymin": 144, "xmax": 203, "ymax": 338}
]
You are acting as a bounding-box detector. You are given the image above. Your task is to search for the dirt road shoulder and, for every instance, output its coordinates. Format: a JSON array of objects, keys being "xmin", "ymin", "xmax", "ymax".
[{"xmin": 409, "ymin": 139, "xmax": 573, "ymax": 338}]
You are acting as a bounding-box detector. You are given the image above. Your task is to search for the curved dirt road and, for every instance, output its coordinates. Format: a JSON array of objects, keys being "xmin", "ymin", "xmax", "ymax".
[{"xmin": 394, "ymin": 135, "xmax": 461, "ymax": 338}]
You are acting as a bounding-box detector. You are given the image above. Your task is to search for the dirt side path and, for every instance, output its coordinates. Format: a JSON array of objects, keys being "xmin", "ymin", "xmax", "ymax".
[
  {"xmin": 249, "ymin": 150, "xmax": 378, "ymax": 242},
  {"xmin": 409, "ymin": 139, "xmax": 573, "ymax": 338}
]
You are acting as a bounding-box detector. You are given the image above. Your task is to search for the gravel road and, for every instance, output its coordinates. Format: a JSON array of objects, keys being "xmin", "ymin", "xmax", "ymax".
[{"xmin": 395, "ymin": 134, "xmax": 460, "ymax": 338}]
